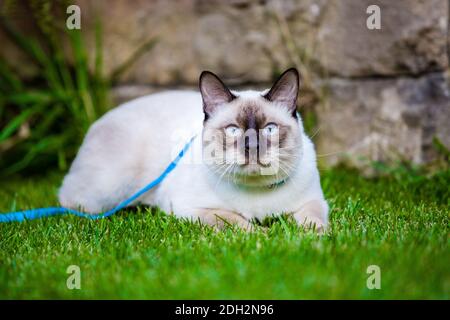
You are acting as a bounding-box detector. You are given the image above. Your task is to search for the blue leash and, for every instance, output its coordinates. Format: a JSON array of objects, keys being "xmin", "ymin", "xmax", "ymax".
[{"xmin": 0, "ymin": 136, "xmax": 196, "ymax": 223}]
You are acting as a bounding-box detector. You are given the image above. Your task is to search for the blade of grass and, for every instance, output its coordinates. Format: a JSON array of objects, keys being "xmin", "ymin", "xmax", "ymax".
[
  {"xmin": 110, "ymin": 37, "xmax": 157, "ymax": 83},
  {"xmin": 0, "ymin": 107, "xmax": 37, "ymax": 142}
]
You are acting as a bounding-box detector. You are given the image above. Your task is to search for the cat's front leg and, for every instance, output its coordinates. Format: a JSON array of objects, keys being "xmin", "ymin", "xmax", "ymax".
[
  {"xmin": 291, "ymin": 200, "xmax": 329, "ymax": 234},
  {"xmin": 192, "ymin": 208, "xmax": 253, "ymax": 231}
]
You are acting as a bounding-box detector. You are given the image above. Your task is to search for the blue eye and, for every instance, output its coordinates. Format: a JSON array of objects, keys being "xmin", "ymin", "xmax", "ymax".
[
  {"xmin": 225, "ymin": 125, "xmax": 243, "ymax": 137},
  {"xmin": 263, "ymin": 123, "xmax": 279, "ymax": 135}
]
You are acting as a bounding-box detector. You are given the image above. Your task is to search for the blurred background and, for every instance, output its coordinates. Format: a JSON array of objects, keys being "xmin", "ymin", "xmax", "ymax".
[{"xmin": 0, "ymin": 0, "xmax": 449, "ymax": 176}]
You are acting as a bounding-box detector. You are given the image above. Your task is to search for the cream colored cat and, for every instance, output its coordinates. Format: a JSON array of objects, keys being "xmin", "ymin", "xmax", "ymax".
[{"xmin": 58, "ymin": 68, "xmax": 329, "ymax": 232}]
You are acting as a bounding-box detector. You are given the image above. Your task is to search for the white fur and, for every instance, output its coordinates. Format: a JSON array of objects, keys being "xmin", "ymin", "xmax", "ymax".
[{"xmin": 59, "ymin": 90, "xmax": 328, "ymax": 224}]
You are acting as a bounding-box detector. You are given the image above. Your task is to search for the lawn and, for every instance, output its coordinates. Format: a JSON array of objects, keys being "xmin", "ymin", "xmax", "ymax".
[{"xmin": 0, "ymin": 168, "xmax": 448, "ymax": 299}]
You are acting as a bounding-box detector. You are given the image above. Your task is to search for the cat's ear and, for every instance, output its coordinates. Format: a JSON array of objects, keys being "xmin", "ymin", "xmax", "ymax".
[
  {"xmin": 199, "ymin": 71, "xmax": 235, "ymax": 119},
  {"xmin": 264, "ymin": 68, "xmax": 299, "ymax": 114}
]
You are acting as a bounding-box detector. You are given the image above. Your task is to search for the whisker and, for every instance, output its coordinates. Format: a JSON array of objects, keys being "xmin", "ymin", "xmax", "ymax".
[
  {"xmin": 308, "ymin": 127, "xmax": 321, "ymax": 139},
  {"xmin": 316, "ymin": 150, "xmax": 345, "ymax": 158}
]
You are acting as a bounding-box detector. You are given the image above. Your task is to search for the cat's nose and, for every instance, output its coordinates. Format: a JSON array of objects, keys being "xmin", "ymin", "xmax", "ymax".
[{"xmin": 244, "ymin": 136, "xmax": 258, "ymax": 152}]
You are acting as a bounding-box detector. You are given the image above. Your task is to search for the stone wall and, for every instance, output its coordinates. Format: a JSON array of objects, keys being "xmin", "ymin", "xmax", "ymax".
[
  {"xmin": 2, "ymin": 0, "xmax": 449, "ymax": 167},
  {"xmin": 311, "ymin": 0, "xmax": 450, "ymax": 167}
]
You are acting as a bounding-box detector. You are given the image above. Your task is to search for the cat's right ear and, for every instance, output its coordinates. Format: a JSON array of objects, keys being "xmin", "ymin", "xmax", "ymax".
[{"xmin": 199, "ymin": 71, "xmax": 235, "ymax": 120}]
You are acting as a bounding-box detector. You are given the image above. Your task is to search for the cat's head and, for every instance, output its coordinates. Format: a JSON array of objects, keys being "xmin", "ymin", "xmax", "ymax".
[{"xmin": 200, "ymin": 68, "xmax": 303, "ymax": 187}]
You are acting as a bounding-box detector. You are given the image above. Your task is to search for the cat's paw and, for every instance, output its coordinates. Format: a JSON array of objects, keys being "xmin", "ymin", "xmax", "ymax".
[
  {"xmin": 298, "ymin": 216, "xmax": 326, "ymax": 234},
  {"xmin": 194, "ymin": 209, "xmax": 255, "ymax": 232},
  {"xmin": 218, "ymin": 218, "xmax": 259, "ymax": 233}
]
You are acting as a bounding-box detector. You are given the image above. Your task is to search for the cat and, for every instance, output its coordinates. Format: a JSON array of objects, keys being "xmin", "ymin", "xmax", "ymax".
[{"xmin": 58, "ymin": 68, "xmax": 329, "ymax": 232}]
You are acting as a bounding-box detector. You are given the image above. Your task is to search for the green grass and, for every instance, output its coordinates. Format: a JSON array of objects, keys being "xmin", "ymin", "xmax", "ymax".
[
  {"xmin": 0, "ymin": 0, "xmax": 156, "ymax": 176},
  {"xmin": 0, "ymin": 168, "xmax": 448, "ymax": 299}
]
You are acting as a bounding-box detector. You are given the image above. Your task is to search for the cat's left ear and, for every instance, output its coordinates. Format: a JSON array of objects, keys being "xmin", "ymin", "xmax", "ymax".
[
  {"xmin": 263, "ymin": 68, "xmax": 300, "ymax": 115},
  {"xmin": 199, "ymin": 71, "xmax": 235, "ymax": 120}
]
